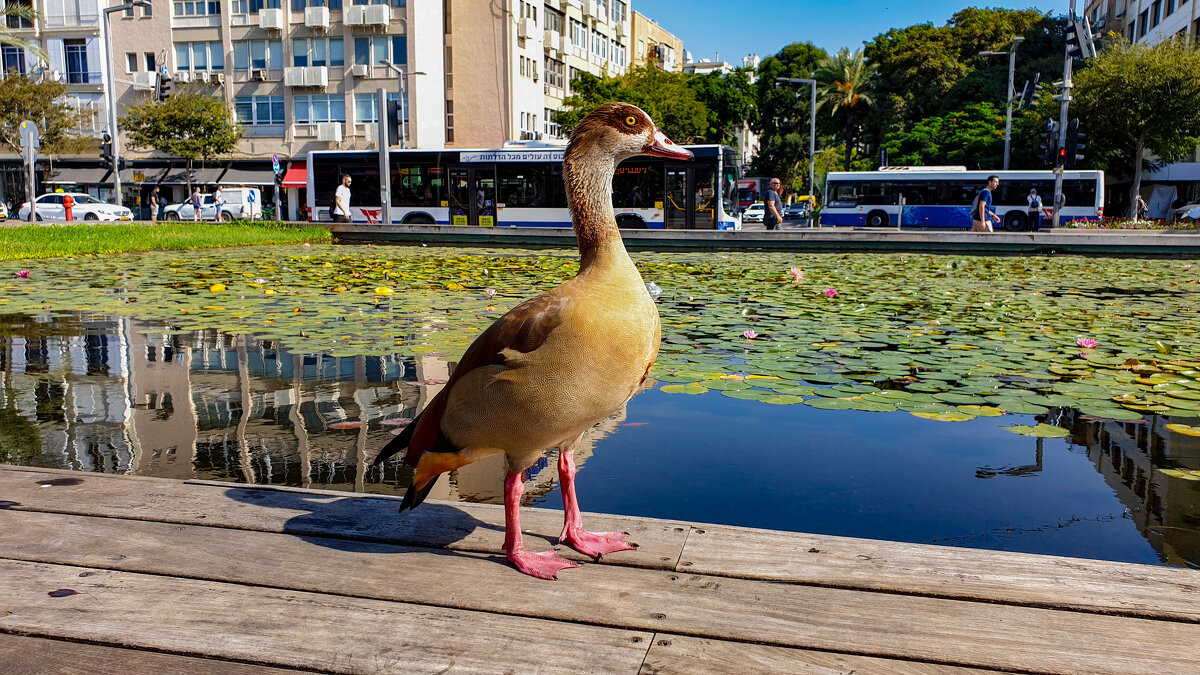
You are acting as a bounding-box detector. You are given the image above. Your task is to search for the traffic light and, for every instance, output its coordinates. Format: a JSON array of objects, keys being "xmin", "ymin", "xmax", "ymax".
[
  {"xmin": 1038, "ymin": 119, "xmax": 1059, "ymax": 166},
  {"xmin": 1019, "ymin": 73, "xmax": 1040, "ymax": 110},
  {"xmin": 117, "ymin": 158, "xmax": 130, "ymax": 172},
  {"xmin": 100, "ymin": 132, "xmax": 112, "ymax": 164},
  {"xmin": 1065, "ymin": 118, "xmax": 1086, "ymax": 168},
  {"xmin": 385, "ymin": 99, "xmax": 400, "ymax": 146},
  {"xmin": 1066, "ymin": 18, "xmax": 1096, "ymax": 59},
  {"xmin": 156, "ymin": 73, "xmax": 173, "ymax": 101}
]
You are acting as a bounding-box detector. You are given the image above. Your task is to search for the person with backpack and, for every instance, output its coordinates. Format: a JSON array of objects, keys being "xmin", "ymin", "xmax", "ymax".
[
  {"xmin": 331, "ymin": 174, "xmax": 352, "ymax": 222},
  {"xmin": 1026, "ymin": 188, "xmax": 1043, "ymax": 231},
  {"xmin": 212, "ymin": 186, "xmax": 224, "ymax": 222},
  {"xmin": 971, "ymin": 175, "xmax": 1001, "ymax": 232}
]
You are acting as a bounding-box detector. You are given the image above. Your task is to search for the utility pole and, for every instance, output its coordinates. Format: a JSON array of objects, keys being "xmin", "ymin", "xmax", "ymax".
[
  {"xmin": 1052, "ymin": 0, "xmax": 1085, "ymax": 228},
  {"xmin": 978, "ymin": 36, "xmax": 1024, "ymax": 171},
  {"xmin": 377, "ymin": 88, "xmax": 391, "ymax": 227}
]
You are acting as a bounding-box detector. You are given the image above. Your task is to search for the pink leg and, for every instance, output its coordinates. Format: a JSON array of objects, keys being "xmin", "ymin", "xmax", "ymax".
[
  {"xmin": 503, "ymin": 470, "xmax": 579, "ymax": 580},
  {"xmin": 558, "ymin": 445, "xmax": 637, "ymax": 559}
]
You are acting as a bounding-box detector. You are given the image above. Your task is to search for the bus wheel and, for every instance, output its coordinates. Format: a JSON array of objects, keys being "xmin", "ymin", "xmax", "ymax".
[
  {"xmin": 1004, "ymin": 212, "xmax": 1028, "ymax": 232},
  {"xmin": 866, "ymin": 210, "xmax": 889, "ymax": 227},
  {"xmin": 617, "ymin": 215, "xmax": 646, "ymax": 229},
  {"xmin": 404, "ymin": 214, "xmax": 435, "ymax": 225}
]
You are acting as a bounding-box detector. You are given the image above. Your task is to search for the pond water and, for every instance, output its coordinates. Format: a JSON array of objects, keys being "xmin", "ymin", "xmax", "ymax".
[{"xmin": 1, "ymin": 245, "xmax": 1198, "ymax": 569}]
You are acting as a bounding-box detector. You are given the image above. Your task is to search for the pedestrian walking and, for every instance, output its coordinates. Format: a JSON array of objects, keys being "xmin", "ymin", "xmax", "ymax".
[
  {"xmin": 1136, "ymin": 194, "xmax": 1149, "ymax": 221},
  {"xmin": 971, "ymin": 175, "xmax": 1001, "ymax": 232},
  {"xmin": 332, "ymin": 174, "xmax": 352, "ymax": 223},
  {"xmin": 763, "ymin": 178, "xmax": 784, "ymax": 231},
  {"xmin": 212, "ymin": 186, "xmax": 224, "ymax": 222},
  {"xmin": 149, "ymin": 187, "xmax": 160, "ymax": 222},
  {"xmin": 190, "ymin": 187, "xmax": 202, "ymax": 222},
  {"xmin": 1026, "ymin": 188, "xmax": 1043, "ymax": 231}
]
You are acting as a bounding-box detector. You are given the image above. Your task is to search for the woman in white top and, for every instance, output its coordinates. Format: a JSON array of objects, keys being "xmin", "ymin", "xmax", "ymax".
[{"xmin": 332, "ymin": 174, "xmax": 352, "ymax": 222}]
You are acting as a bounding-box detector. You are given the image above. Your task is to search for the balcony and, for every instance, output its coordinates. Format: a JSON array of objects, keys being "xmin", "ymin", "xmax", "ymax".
[{"xmin": 43, "ymin": 12, "xmax": 99, "ymax": 29}]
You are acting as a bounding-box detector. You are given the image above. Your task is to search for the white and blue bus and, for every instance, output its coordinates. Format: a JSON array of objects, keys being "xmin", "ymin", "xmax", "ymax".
[
  {"xmin": 820, "ymin": 167, "xmax": 1105, "ymax": 230},
  {"xmin": 306, "ymin": 144, "xmax": 742, "ymax": 230}
]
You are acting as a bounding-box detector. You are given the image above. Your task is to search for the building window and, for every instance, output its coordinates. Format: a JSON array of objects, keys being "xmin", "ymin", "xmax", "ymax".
[
  {"xmin": 445, "ymin": 98, "xmax": 453, "ymax": 143},
  {"xmin": 591, "ymin": 30, "xmax": 607, "ymax": 60},
  {"xmin": 544, "ymin": 57, "xmax": 564, "ymax": 95},
  {"xmin": 294, "ymin": 94, "xmax": 346, "ymax": 123},
  {"xmin": 353, "ymin": 92, "xmax": 404, "ymax": 124},
  {"xmin": 235, "ymin": 95, "xmax": 285, "ymax": 125},
  {"xmin": 570, "ymin": 19, "xmax": 587, "ymax": 57},
  {"xmin": 519, "ymin": 0, "xmax": 536, "ymax": 22},
  {"xmin": 293, "ymin": 38, "xmax": 344, "ymax": 67},
  {"xmin": 232, "ymin": 0, "xmax": 280, "ymax": 12},
  {"xmin": 545, "ymin": 6, "xmax": 563, "ymax": 34},
  {"xmin": 175, "ymin": 42, "xmax": 224, "ymax": 71},
  {"xmin": 143, "ymin": 2, "xmax": 153, "ymax": 16},
  {"xmin": 233, "ymin": 40, "xmax": 283, "ymax": 71},
  {"xmin": 1167, "ymin": 0, "xmax": 1176, "ymax": 16},
  {"xmin": 173, "ymin": 0, "xmax": 221, "ymax": 16},
  {"xmin": 595, "ymin": 0, "xmax": 607, "ymax": 19},
  {"xmin": 64, "ymin": 39, "xmax": 91, "ymax": 84},
  {"xmin": 1139, "ymin": 10, "xmax": 1149, "ymax": 36},
  {"xmin": 519, "ymin": 55, "xmax": 537, "ymax": 80},
  {"xmin": 1152, "ymin": 0, "xmax": 1162, "ymax": 26},
  {"xmin": 144, "ymin": 52, "xmax": 156, "ymax": 72},
  {"xmin": 612, "ymin": 0, "xmax": 625, "ymax": 23},
  {"xmin": 353, "ymin": 36, "xmax": 407, "ymax": 67},
  {"xmin": 6, "ymin": 0, "xmax": 33, "ymax": 29},
  {"xmin": 126, "ymin": 52, "xmax": 138, "ymax": 73},
  {"xmin": 291, "ymin": 0, "xmax": 343, "ymax": 11},
  {"xmin": 544, "ymin": 108, "xmax": 561, "ymax": 139},
  {"xmin": 2, "ymin": 46, "xmax": 27, "ymax": 75},
  {"xmin": 611, "ymin": 40, "xmax": 625, "ymax": 68}
]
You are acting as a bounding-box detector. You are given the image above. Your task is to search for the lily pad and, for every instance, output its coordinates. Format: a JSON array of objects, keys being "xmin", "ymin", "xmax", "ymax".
[{"xmin": 1001, "ymin": 423, "xmax": 1070, "ymax": 438}]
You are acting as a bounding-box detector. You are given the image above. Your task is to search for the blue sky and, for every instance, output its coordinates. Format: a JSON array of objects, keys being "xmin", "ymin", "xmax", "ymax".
[{"xmin": 633, "ymin": 1, "xmax": 1066, "ymax": 64}]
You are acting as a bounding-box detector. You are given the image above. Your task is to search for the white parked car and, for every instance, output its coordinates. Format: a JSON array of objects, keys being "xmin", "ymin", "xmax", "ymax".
[
  {"xmin": 162, "ymin": 187, "xmax": 263, "ymax": 221},
  {"xmin": 18, "ymin": 193, "xmax": 134, "ymax": 222},
  {"xmin": 742, "ymin": 202, "xmax": 765, "ymax": 223}
]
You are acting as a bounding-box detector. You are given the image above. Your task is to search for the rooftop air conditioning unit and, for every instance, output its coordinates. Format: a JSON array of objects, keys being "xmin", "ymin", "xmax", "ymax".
[
  {"xmin": 317, "ymin": 122, "xmax": 342, "ymax": 143},
  {"xmin": 544, "ymin": 29, "xmax": 560, "ymax": 54},
  {"xmin": 304, "ymin": 66, "xmax": 328, "ymax": 87},
  {"xmin": 284, "ymin": 66, "xmax": 306, "ymax": 87},
  {"xmin": 174, "ymin": 71, "xmax": 191, "ymax": 82},
  {"xmin": 259, "ymin": 8, "xmax": 284, "ymax": 30},
  {"xmin": 305, "ymin": 6, "xmax": 329, "ymax": 30},
  {"xmin": 132, "ymin": 71, "xmax": 156, "ymax": 89},
  {"xmin": 364, "ymin": 5, "xmax": 390, "ymax": 26},
  {"xmin": 343, "ymin": 5, "xmax": 365, "ymax": 25},
  {"xmin": 251, "ymin": 69, "xmax": 266, "ymax": 81},
  {"xmin": 517, "ymin": 17, "xmax": 537, "ymax": 39},
  {"xmin": 350, "ymin": 63, "xmax": 368, "ymax": 77}
]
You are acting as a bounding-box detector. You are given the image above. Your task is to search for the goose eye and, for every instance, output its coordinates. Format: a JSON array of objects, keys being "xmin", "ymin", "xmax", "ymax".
[{"xmin": 624, "ymin": 115, "xmax": 638, "ymax": 127}]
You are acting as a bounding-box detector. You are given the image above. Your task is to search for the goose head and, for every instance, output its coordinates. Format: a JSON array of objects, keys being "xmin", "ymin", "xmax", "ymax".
[{"xmin": 565, "ymin": 102, "xmax": 694, "ymax": 165}]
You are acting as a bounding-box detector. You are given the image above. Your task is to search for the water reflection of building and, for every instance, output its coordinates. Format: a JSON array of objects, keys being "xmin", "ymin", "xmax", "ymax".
[
  {"xmin": 1, "ymin": 315, "xmax": 627, "ymax": 503},
  {"xmin": 1064, "ymin": 411, "xmax": 1200, "ymax": 567}
]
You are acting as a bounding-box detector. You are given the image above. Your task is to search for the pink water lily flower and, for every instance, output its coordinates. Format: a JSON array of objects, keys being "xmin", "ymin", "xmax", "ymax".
[
  {"xmin": 823, "ymin": 288, "xmax": 837, "ymax": 297},
  {"xmin": 743, "ymin": 330, "xmax": 758, "ymax": 340},
  {"xmin": 485, "ymin": 288, "xmax": 496, "ymax": 297},
  {"xmin": 1077, "ymin": 337, "xmax": 1098, "ymax": 349},
  {"xmin": 788, "ymin": 267, "xmax": 804, "ymax": 280},
  {"xmin": 16, "ymin": 270, "xmax": 31, "ymax": 279}
]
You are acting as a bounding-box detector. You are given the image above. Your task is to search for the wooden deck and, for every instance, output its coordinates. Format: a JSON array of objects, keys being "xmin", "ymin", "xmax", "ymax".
[{"xmin": 2, "ymin": 465, "xmax": 1199, "ymax": 674}]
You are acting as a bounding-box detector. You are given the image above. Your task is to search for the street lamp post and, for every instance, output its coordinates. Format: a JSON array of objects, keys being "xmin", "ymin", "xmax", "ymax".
[
  {"xmin": 979, "ymin": 36, "xmax": 1024, "ymax": 171},
  {"xmin": 776, "ymin": 77, "xmax": 817, "ymax": 226},
  {"xmin": 375, "ymin": 61, "xmax": 424, "ymax": 227},
  {"xmin": 101, "ymin": 0, "xmax": 150, "ymax": 206}
]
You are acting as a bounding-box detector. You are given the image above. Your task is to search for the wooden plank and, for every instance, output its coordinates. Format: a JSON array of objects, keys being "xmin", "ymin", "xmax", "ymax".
[
  {"xmin": 0, "ymin": 633, "xmax": 313, "ymax": 675},
  {"xmin": 677, "ymin": 524, "xmax": 1200, "ymax": 623},
  {"xmin": 639, "ymin": 635, "xmax": 998, "ymax": 675},
  {"xmin": 0, "ymin": 467, "xmax": 687, "ymax": 570},
  {"xmin": 2, "ymin": 510, "xmax": 1198, "ymax": 674},
  {"xmin": 0, "ymin": 559, "xmax": 653, "ymax": 675}
]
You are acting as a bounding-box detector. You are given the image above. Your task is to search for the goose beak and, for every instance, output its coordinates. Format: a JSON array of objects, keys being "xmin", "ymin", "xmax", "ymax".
[{"xmin": 644, "ymin": 128, "xmax": 693, "ymax": 160}]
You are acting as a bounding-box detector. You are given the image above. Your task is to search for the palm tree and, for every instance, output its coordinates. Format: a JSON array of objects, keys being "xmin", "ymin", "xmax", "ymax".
[
  {"xmin": 2, "ymin": 2, "xmax": 47, "ymax": 64},
  {"xmin": 816, "ymin": 47, "xmax": 877, "ymax": 171}
]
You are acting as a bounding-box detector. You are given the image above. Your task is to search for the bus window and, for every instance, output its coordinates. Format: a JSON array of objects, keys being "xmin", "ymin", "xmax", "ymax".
[
  {"xmin": 1062, "ymin": 179, "xmax": 1097, "ymax": 207},
  {"xmin": 498, "ymin": 163, "xmax": 552, "ymax": 208},
  {"xmin": 392, "ymin": 165, "xmax": 441, "ymax": 207},
  {"xmin": 612, "ymin": 162, "xmax": 663, "ymax": 208},
  {"xmin": 722, "ymin": 164, "xmax": 739, "ymax": 216},
  {"xmin": 828, "ymin": 182, "xmax": 856, "ymax": 204},
  {"xmin": 694, "ymin": 165, "xmax": 717, "ymax": 229},
  {"xmin": 664, "ymin": 168, "xmax": 688, "ymax": 228}
]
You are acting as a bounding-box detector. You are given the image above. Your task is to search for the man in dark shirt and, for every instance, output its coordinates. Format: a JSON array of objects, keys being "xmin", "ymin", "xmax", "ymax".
[
  {"xmin": 764, "ymin": 178, "xmax": 784, "ymax": 231},
  {"xmin": 972, "ymin": 175, "xmax": 1001, "ymax": 232}
]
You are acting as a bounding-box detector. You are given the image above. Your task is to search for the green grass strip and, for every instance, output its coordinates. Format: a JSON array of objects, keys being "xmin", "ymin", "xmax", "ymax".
[{"xmin": 0, "ymin": 221, "xmax": 331, "ymax": 261}]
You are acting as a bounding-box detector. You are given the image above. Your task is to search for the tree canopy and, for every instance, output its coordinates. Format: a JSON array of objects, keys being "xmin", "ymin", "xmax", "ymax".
[
  {"xmin": 0, "ymin": 75, "xmax": 91, "ymax": 156},
  {"xmin": 553, "ymin": 65, "xmax": 710, "ymax": 143},
  {"xmin": 120, "ymin": 88, "xmax": 244, "ymax": 189}
]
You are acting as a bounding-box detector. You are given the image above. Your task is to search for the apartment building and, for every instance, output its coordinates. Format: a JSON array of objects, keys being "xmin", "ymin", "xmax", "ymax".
[{"xmin": 630, "ymin": 9, "xmax": 679, "ymax": 71}]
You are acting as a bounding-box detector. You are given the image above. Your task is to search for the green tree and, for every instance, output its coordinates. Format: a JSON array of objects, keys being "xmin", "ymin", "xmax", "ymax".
[
  {"xmin": 687, "ymin": 68, "xmax": 757, "ymax": 145},
  {"xmin": 751, "ymin": 41, "xmax": 828, "ymax": 192},
  {"xmin": 881, "ymin": 102, "xmax": 1005, "ymax": 169},
  {"xmin": 554, "ymin": 65, "xmax": 708, "ymax": 143},
  {"xmin": 1072, "ymin": 36, "xmax": 1200, "ymax": 216},
  {"xmin": 815, "ymin": 47, "xmax": 877, "ymax": 171},
  {"xmin": 120, "ymin": 88, "xmax": 244, "ymax": 192},
  {"xmin": 2, "ymin": 2, "xmax": 46, "ymax": 60},
  {"xmin": 0, "ymin": 75, "xmax": 91, "ymax": 155}
]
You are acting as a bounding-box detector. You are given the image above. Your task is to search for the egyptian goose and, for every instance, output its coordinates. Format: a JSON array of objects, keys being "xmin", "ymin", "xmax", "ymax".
[{"xmin": 374, "ymin": 102, "xmax": 693, "ymax": 579}]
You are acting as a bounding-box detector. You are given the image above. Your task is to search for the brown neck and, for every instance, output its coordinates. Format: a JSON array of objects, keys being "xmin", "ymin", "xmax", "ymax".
[{"xmin": 563, "ymin": 150, "xmax": 624, "ymax": 269}]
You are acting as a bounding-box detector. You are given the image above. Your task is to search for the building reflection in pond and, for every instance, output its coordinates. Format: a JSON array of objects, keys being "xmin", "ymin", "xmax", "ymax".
[{"xmin": 0, "ymin": 315, "xmax": 621, "ymax": 507}]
